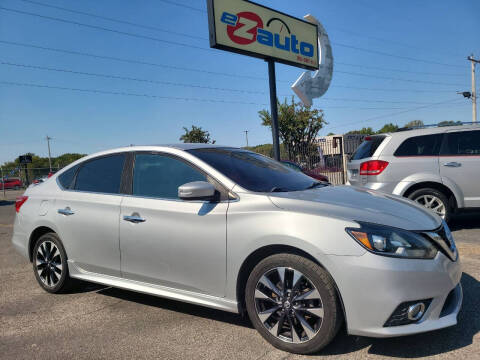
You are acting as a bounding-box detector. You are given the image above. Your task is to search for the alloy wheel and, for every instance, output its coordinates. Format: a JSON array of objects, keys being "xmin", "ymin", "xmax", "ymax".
[
  {"xmin": 414, "ymin": 194, "xmax": 446, "ymax": 218},
  {"xmin": 254, "ymin": 267, "xmax": 324, "ymax": 343},
  {"xmin": 35, "ymin": 240, "xmax": 63, "ymax": 287}
]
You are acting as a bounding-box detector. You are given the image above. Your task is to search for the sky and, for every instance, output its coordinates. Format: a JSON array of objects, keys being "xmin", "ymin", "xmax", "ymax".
[{"xmin": 0, "ymin": 0, "xmax": 479, "ymax": 164}]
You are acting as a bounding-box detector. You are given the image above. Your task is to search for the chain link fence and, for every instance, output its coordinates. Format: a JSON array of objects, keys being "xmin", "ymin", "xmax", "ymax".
[{"xmin": 251, "ymin": 135, "xmax": 365, "ymax": 185}]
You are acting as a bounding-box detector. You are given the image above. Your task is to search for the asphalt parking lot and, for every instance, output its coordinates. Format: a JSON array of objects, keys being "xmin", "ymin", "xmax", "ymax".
[{"xmin": 1, "ymin": 189, "xmax": 479, "ymax": 359}]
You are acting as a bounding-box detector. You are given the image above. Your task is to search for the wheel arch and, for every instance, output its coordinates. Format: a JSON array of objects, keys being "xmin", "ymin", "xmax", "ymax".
[
  {"xmin": 235, "ymin": 244, "xmax": 347, "ymax": 325},
  {"xmin": 402, "ymin": 181, "xmax": 459, "ymax": 211},
  {"xmin": 28, "ymin": 226, "xmax": 56, "ymax": 262}
]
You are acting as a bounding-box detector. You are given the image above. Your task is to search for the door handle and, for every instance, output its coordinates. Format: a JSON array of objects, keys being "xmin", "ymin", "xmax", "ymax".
[
  {"xmin": 123, "ymin": 215, "xmax": 146, "ymax": 223},
  {"xmin": 443, "ymin": 162, "xmax": 461, "ymax": 167},
  {"xmin": 58, "ymin": 207, "xmax": 75, "ymax": 216}
]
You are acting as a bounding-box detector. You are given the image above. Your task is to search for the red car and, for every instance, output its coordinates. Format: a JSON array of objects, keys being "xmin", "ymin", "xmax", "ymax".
[
  {"xmin": 281, "ymin": 160, "xmax": 329, "ymax": 182},
  {"xmin": 0, "ymin": 178, "xmax": 23, "ymax": 190}
]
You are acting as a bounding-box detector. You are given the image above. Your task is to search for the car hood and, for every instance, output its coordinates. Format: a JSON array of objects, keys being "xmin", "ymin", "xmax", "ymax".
[{"xmin": 268, "ymin": 185, "xmax": 441, "ymax": 231}]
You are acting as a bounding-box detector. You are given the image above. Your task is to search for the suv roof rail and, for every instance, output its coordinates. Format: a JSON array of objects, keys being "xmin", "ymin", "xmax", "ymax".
[{"xmin": 395, "ymin": 121, "xmax": 479, "ymax": 132}]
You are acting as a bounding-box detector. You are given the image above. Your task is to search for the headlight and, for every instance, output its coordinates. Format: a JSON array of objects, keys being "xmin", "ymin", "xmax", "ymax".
[
  {"xmin": 442, "ymin": 220, "xmax": 456, "ymax": 251},
  {"xmin": 346, "ymin": 222, "xmax": 438, "ymax": 259}
]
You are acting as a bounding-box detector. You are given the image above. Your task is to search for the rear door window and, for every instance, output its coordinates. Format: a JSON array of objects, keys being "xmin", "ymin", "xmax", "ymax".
[
  {"xmin": 441, "ymin": 130, "xmax": 480, "ymax": 155},
  {"xmin": 74, "ymin": 154, "xmax": 126, "ymax": 194},
  {"xmin": 351, "ymin": 136, "xmax": 386, "ymax": 160},
  {"xmin": 394, "ymin": 134, "xmax": 443, "ymax": 156}
]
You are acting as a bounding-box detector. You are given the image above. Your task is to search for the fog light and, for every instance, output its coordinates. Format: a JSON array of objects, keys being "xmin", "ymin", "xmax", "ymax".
[
  {"xmin": 407, "ymin": 302, "xmax": 425, "ymax": 321},
  {"xmin": 384, "ymin": 299, "xmax": 431, "ymax": 327}
]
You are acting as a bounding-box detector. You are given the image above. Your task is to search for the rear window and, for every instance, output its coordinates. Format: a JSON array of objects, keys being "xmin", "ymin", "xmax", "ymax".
[
  {"xmin": 351, "ymin": 136, "xmax": 386, "ymax": 160},
  {"xmin": 394, "ymin": 134, "xmax": 443, "ymax": 157}
]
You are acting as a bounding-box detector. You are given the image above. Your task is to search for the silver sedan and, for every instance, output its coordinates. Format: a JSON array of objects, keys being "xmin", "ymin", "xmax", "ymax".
[{"xmin": 12, "ymin": 144, "xmax": 462, "ymax": 354}]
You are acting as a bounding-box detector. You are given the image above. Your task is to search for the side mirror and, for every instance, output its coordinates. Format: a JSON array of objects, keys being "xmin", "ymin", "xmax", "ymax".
[{"xmin": 178, "ymin": 181, "xmax": 216, "ymax": 201}]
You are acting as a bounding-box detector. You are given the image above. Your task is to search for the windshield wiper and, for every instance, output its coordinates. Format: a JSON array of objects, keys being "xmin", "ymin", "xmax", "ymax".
[
  {"xmin": 270, "ymin": 186, "xmax": 290, "ymax": 192},
  {"xmin": 305, "ymin": 182, "xmax": 326, "ymax": 190}
]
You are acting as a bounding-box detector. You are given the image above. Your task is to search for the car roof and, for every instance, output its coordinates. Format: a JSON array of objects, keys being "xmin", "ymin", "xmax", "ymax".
[
  {"xmin": 386, "ymin": 123, "xmax": 480, "ymax": 138},
  {"xmin": 149, "ymin": 143, "xmax": 233, "ymax": 150}
]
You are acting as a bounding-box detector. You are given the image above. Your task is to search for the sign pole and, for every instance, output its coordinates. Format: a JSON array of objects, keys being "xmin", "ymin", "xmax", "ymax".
[{"xmin": 267, "ymin": 59, "xmax": 280, "ymax": 161}]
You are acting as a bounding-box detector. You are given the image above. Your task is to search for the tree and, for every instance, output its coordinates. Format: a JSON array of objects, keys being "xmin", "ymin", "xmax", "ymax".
[
  {"xmin": 326, "ymin": 132, "xmax": 335, "ymax": 136},
  {"xmin": 179, "ymin": 125, "xmax": 215, "ymax": 144},
  {"xmin": 404, "ymin": 120, "xmax": 424, "ymax": 128},
  {"xmin": 259, "ymin": 98, "xmax": 327, "ymax": 162},
  {"xmin": 377, "ymin": 123, "xmax": 399, "ymax": 133},
  {"xmin": 438, "ymin": 120, "xmax": 462, "ymax": 127},
  {"xmin": 346, "ymin": 127, "xmax": 374, "ymax": 135}
]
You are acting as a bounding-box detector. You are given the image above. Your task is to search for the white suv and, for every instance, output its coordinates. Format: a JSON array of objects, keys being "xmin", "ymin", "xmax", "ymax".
[{"xmin": 347, "ymin": 124, "xmax": 480, "ymax": 222}]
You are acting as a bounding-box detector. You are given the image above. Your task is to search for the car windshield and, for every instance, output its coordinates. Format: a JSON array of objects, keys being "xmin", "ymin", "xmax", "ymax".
[{"xmin": 187, "ymin": 148, "xmax": 319, "ymax": 192}]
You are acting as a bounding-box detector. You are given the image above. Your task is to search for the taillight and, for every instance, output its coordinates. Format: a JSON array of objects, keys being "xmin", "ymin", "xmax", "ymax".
[
  {"xmin": 359, "ymin": 160, "xmax": 389, "ymax": 176},
  {"xmin": 15, "ymin": 196, "xmax": 28, "ymax": 213}
]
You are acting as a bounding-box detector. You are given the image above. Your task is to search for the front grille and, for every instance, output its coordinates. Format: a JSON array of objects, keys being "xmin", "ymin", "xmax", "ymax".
[{"xmin": 384, "ymin": 299, "xmax": 432, "ymax": 327}]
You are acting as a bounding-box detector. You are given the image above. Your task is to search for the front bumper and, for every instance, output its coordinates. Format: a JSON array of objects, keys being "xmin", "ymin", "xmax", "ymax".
[{"xmin": 324, "ymin": 250, "xmax": 462, "ymax": 337}]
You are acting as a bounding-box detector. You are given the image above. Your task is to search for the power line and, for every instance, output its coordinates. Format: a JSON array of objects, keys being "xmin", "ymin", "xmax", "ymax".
[
  {"xmin": 0, "ymin": 40, "xmax": 265, "ymax": 81},
  {"xmin": 0, "ymin": 6, "xmax": 211, "ymax": 51},
  {"xmin": 335, "ymin": 70, "xmax": 464, "ymax": 87},
  {"xmin": 0, "ymin": 61, "xmax": 457, "ymax": 104},
  {"xmin": 14, "ymin": 0, "xmax": 468, "ymax": 75},
  {"xmin": 332, "ymin": 42, "xmax": 462, "ymax": 68},
  {"xmin": 154, "ymin": 0, "xmax": 457, "ymax": 60},
  {"xmin": 151, "ymin": 0, "xmax": 462, "ymax": 68},
  {"xmin": 0, "ymin": 40, "xmax": 463, "ymax": 94},
  {"xmin": 0, "ymin": 5, "xmax": 464, "ymax": 69},
  {"xmin": 335, "ymin": 61, "xmax": 464, "ymax": 77},
  {"xmin": 0, "ymin": 80, "xmax": 268, "ymax": 105},
  {"xmin": 13, "ymin": 0, "xmax": 207, "ymax": 40},
  {"xmin": 332, "ymin": 84, "xmax": 453, "ymax": 93},
  {"xmin": 0, "ymin": 80, "xmax": 466, "ymax": 111},
  {"xmin": 0, "ymin": 61, "xmax": 267, "ymax": 95},
  {"xmin": 326, "ymin": 98, "xmax": 465, "ymax": 130},
  {"xmin": 156, "ymin": 0, "xmax": 204, "ymax": 13}
]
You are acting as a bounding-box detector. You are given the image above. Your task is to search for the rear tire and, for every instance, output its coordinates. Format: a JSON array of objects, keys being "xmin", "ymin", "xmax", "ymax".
[
  {"xmin": 245, "ymin": 253, "xmax": 343, "ymax": 354},
  {"xmin": 408, "ymin": 188, "xmax": 451, "ymax": 222},
  {"xmin": 32, "ymin": 232, "xmax": 75, "ymax": 293}
]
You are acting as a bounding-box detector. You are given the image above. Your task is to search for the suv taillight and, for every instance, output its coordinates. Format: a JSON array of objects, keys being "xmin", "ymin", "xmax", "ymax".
[
  {"xmin": 360, "ymin": 160, "xmax": 389, "ymax": 176},
  {"xmin": 15, "ymin": 196, "xmax": 28, "ymax": 213}
]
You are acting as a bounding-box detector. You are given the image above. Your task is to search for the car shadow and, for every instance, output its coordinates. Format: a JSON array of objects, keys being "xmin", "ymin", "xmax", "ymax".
[
  {"xmin": 0, "ymin": 200, "xmax": 15, "ymax": 206},
  {"xmin": 96, "ymin": 286, "xmax": 252, "ymax": 328},
  {"xmin": 450, "ymin": 211, "xmax": 480, "ymax": 231},
  {"xmin": 86, "ymin": 272, "xmax": 478, "ymax": 357},
  {"xmin": 91, "ymin": 272, "xmax": 479, "ymax": 356},
  {"xmin": 320, "ymin": 272, "xmax": 479, "ymax": 357}
]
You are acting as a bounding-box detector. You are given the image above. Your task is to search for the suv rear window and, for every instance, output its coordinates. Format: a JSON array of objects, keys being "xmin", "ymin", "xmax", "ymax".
[
  {"xmin": 351, "ymin": 136, "xmax": 386, "ymax": 160},
  {"xmin": 394, "ymin": 134, "xmax": 443, "ymax": 157}
]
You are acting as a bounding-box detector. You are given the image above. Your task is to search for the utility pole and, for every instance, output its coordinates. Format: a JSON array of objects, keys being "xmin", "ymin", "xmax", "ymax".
[
  {"xmin": 1, "ymin": 167, "xmax": 5, "ymax": 198},
  {"xmin": 46, "ymin": 135, "xmax": 52, "ymax": 172},
  {"xmin": 243, "ymin": 130, "xmax": 249, "ymax": 148},
  {"xmin": 468, "ymin": 54, "xmax": 479, "ymax": 123}
]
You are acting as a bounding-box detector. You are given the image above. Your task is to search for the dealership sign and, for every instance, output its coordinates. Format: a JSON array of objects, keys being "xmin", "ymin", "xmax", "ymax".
[{"xmin": 207, "ymin": 0, "xmax": 319, "ymax": 70}]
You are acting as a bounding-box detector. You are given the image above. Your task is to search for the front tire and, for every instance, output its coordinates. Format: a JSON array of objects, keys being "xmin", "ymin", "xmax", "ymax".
[
  {"xmin": 32, "ymin": 232, "xmax": 75, "ymax": 293},
  {"xmin": 408, "ymin": 188, "xmax": 451, "ymax": 222},
  {"xmin": 245, "ymin": 254, "xmax": 343, "ymax": 354}
]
